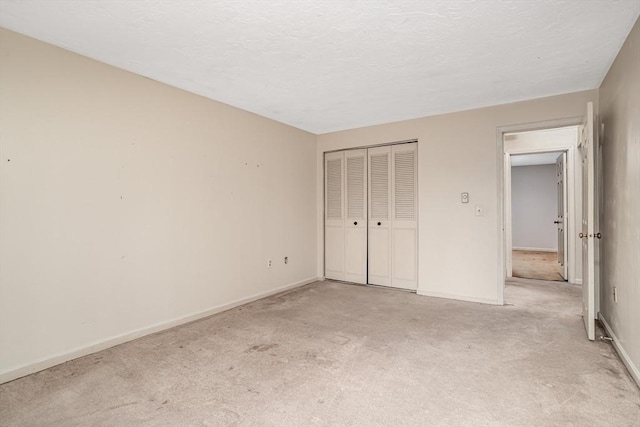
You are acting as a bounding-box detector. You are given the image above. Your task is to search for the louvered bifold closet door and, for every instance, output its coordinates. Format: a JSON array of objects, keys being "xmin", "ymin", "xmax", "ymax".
[
  {"xmin": 368, "ymin": 146, "xmax": 392, "ymax": 286},
  {"xmin": 391, "ymin": 143, "xmax": 418, "ymax": 289},
  {"xmin": 344, "ymin": 150, "xmax": 368, "ymax": 284},
  {"xmin": 325, "ymin": 151, "xmax": 345, "ymax": 280}
]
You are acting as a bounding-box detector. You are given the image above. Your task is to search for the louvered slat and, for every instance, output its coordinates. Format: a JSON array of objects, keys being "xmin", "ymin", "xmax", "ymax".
[
  {"xmin": 347, "ymin": 156, "xmax": 365, "ymax": 219},
  {"xmin": 370, "ymin": 153, "xmax": 389, "ymax": 220},
  {"xmin": 326, "ymin": 158, "xmax": 342, "ymax": 219},
  {"xmin": 394, "ymin": 151, "xmax": 415, "ymax": 220}
]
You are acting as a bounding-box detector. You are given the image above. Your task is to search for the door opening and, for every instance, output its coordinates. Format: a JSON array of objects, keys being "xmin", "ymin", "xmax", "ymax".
[
  {"xmin": 497, "ymin": 103, "xmax": 599, "ymax": 341},
  {"xmin": 503, "ymin": 126, "xmax": 580, "ymax": 286},
  {"xmin": 509, "ymin": 150, "xmax": 567, "ymax": 282}
]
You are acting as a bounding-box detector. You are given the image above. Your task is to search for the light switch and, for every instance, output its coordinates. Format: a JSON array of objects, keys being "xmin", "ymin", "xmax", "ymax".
[
  {"xmin": 461, "ymin": 192, "xmax": 469, "ymax": 203},
  {"xmin": 475, "ymin": 204, "xmax": 484, "ymax": 216}
]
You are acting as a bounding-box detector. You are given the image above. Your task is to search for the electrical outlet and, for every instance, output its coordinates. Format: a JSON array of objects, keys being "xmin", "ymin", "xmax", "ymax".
[
  {"xmin": 461, "ymin": 192, "xmax": 469, "ymax": 203},
  {"xmin": 267, "ymin": 259, "xmax": 272, "ymax": 268},
  {"xmin": 613, "ymin": 287, "xmax": 618, "ymax": 303},
  {"xmin": 284, "ymin": 256, "xmax": 288, "ymax": 264}
]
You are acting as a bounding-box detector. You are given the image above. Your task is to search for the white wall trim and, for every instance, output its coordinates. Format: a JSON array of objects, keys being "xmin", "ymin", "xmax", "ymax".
[
  {"xmin": 417, "ymin": 289, "xmax": 499, "ymax": 306},
  {"xmin": 0, "ymin": 276, "xmax": 319, "ymax": 384},
  {"xmin": 599, "ymin": 313, "xmax": 640, "ymax": 388},
  {"xmin": 512, "ymin": 247, "xmax": 558, "ymax": 252}
]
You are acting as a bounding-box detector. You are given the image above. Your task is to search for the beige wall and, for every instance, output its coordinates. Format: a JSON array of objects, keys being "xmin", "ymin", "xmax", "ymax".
[
  {"xmin": 2, "ymin": 18, "xmax": 634, "ymax": 385},
  {"xmin": 0, "ymin": 28, "xmax": 318, "ymax": 381},
  {"xmin": 598, "ymin": 18, "xmax": 639, "ymax": 380},
  {"xmin": 317, "ymin": 90, "xmax": 597, "ymax": 304}
]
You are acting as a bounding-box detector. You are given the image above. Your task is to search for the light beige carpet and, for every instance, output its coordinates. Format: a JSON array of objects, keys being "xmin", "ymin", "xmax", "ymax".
[
  {"xmin": 1, "ymin": 280, "xmax": 639, "ymax": 426},
  {"xmin": 512, "ymin": 250, "xmax": 565, "ymax": 281}
]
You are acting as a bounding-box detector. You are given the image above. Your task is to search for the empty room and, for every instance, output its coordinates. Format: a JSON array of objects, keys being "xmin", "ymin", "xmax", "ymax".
[{"xmin": 1, "ymin": 1, "xmax": 639, "ymax": 426}]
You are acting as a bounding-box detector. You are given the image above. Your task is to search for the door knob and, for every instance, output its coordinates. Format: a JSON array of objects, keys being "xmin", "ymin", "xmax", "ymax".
[
  {"xmin": 377, "ymin": 222, "xmax": 381, "ymax": 226},
  {"xmin": 354, "ymin": 221, "xmax": 358, "ymax": 225},
  {"xmin": 554, "ymin": 220, "xmax": 561, "ymax": 224},
  {"xmin": 579, "ymin": 232, "xmax": 602, "ymax": 239}
]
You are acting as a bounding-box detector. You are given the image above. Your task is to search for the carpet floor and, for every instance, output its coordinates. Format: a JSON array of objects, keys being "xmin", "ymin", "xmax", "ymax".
[
  {"xmin": 512, "ymin": 250, "xmax": 565, "ymax": 282},
  {"xmin": 1, "ymin": 279, "xmax": 638, "ymax": 426}
]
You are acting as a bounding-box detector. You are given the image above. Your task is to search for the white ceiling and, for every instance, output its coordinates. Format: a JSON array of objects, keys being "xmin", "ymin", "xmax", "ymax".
[{"xmin": 1, "ymin": 1, "xmax": 638, "ymax": 134}]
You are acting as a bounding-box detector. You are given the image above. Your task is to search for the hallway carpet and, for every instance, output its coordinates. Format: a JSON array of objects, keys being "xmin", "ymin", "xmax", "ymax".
[
  {"xmin": 1, "ymin": 280, "xmax": 638, "ymax": 426},
  {"xmin": 512, "ymin": 250, "xmax": 565, "ymax": 281}
]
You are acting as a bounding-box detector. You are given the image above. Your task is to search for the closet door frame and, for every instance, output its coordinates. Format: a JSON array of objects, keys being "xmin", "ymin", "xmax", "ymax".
[{"xmin": 323, "ymin": 140, "xmax": 418, "ymax": 289}]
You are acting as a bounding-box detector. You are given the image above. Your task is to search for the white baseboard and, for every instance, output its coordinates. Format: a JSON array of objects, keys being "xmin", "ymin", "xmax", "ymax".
[
  {"xmin": 573, "ymin": 278, "xmax": 582, "ymax": 285},
  {"xmin": 0, "ymin": 276, "xmax": 319, "ymax": 384},
  {"xmin": 599, "ymin": 313, "xmax": 640, "ymax": 388},
  {"xmin": 417, "ymin": 289, "xmax": 500, "ymax": 305},
  {"xmin": 512, "ymin": 247, "xmax": 557, "ymax": 252}
]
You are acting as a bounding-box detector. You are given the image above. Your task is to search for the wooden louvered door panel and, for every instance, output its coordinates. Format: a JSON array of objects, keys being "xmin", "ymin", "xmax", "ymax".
[
  {"xmin": 324, "ymin": 151, "xmax": 345, "ymax": 281},
  {"xmin": 326, "ymin": 143, "xmax": 417, "ymax": 288},
  {"xmin": 391, "ymin": 143, "xmax": 418, "ymax": 289},
  {"xmin": 368, "ymin": 146, "xmax": 392, "ymax": 286},
  {"xmin": 344, "ymin": 149, "xmax": 367, "ymax": 284}
]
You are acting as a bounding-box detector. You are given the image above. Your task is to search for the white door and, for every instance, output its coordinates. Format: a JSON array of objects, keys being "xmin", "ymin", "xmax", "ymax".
[
  {"xmin": 344, "ymin": 149, "xmax": 367, "ymax": 284},
  {"xmin": 368, "ymin": 146, "xmax": 392, "ymax": 286},
  {"xmin": 325, "ymin": 151, "xmax": 345, "ymax": 281},
  {"xmin": 367, "ymin": 143, "xmax": 418, "ymax": 289},
  {"xmin": 580, "ymin": 102, "xmax": 596, "ymax": 341},
  {"xmin": 555, "ymin": 152, "xmax": 568, "ymax": 279},
  {"xmin": 391, "ymin": 143, "xmax": 418, "ymax": 289}
]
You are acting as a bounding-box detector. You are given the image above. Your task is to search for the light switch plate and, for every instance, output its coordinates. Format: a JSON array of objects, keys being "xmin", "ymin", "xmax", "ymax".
[
  {"xmin": 475, "ymin": 204, "xmax": 484, "ymax": 216},
  {"xmin": 461, "ymin": 192, "xmax": 469, "ymax": 203}
]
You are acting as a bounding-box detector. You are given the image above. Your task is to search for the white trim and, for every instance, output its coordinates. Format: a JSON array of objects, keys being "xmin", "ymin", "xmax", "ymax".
[
  {"xmin": 496, "ymin": 128, "xmax": 506, "ymax": 304},
  {"xmin": 512, "ymin": 247, "xmax": 558, "ymax": 252},
  {"xmin": 324, "ymin": 138, "xmax": 418, "ymax": 154},
  {"xmin": 417, "ymin": 289, "xmax": 499, "ymax": 306},
  {"xmin": 599, "ymin": 313, "xmax": 640, "ymax": 388},
  {"xmin": 0, "ymin": 277, "xmax": 320, "ymax": 384},
  {"xmin": 504, "ymin": 133, "xmax": 578, "ymax": 283},
  {"xmin": 497, "ymin": 117, "xmax": 583, "ymax": 307},
  {"xmin": 504, "ymin": 152, "xmax": 513, "ymax": 279}
]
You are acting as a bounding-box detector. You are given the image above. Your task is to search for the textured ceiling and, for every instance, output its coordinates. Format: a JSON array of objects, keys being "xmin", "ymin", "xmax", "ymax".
[{"xmin": 1, "ymin": 1, "xmax": 639, "ymax": 134}]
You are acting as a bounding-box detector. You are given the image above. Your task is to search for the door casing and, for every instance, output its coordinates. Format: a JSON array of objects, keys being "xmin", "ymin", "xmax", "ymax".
[
  {"xmin": 504, "ymin": 131, "xmax": 578, "ymax": 283},
  {"xmin": 556, "ymin": 152, "xmax": 568, "ymax": 279},
  {"xmin": 496, "ymin": 118, "xmax": 584, "ymax": 305}
]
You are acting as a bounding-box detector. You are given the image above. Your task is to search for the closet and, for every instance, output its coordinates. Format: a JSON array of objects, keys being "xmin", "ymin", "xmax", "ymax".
[{"xmin": 324, "ymin": 142, "xmax": 417, "ymax": 290}]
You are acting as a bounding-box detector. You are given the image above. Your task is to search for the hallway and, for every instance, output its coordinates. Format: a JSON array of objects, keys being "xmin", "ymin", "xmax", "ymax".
[{"xmin": 512, "ymin": 250, "xmax": 565, "ymax": 282}]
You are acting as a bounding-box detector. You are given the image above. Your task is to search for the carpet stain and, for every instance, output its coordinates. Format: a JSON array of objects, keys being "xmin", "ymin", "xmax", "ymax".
[{"xmin": 245, "ymin": 344, "xmax": 278, "ymax": 353}]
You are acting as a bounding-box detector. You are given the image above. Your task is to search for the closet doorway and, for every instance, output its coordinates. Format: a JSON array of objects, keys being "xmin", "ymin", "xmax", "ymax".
[{"xmin": 324, "ymin": 141, "xmax": 418, "ymax": 290}]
